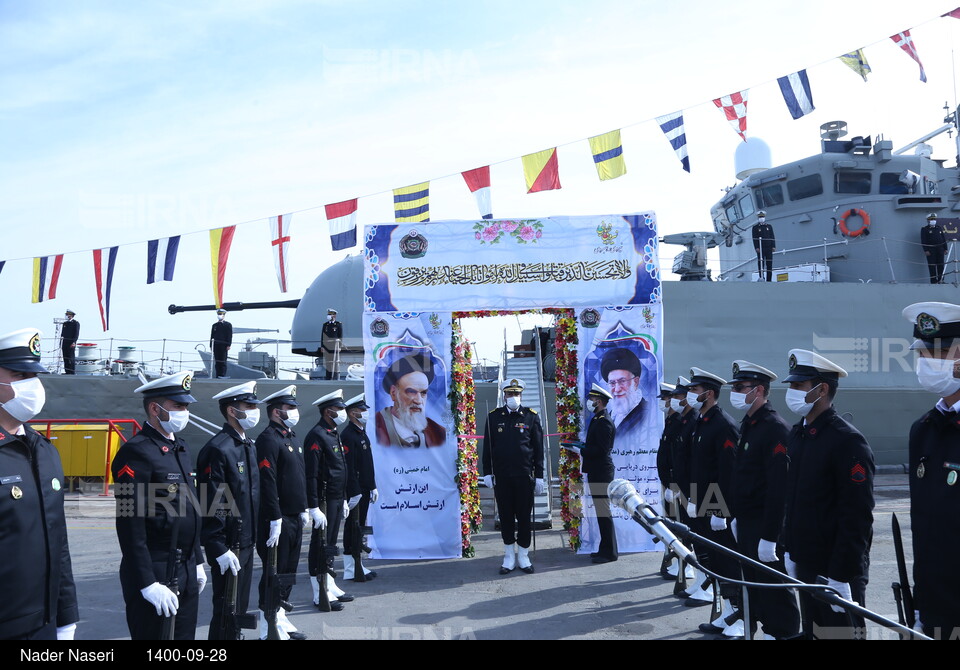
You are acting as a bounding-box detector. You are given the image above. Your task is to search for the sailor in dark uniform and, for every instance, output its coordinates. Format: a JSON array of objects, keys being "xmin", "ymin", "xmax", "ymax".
[
  {"xmin": 209, "ymin": 308, "xmax": 232, "ymax": 378},
  {"xmin": 656, "ymin": 382, "xmax": 678, "ymax": 577},
  {"xmin": 60, "ymin": 309, "xmax": 79, "ymax": 375},
  {"xmin": 254, "ymin": 385, "xmax": 309, "ymax": 640},
  {"xmin": 321, "ymin": 308, "xmax": 343, "ymax": 380},
  {"xmin": 303, "ymin": 389, "xmax": 353, "ymax": 609},
  {"xmin": 752, "ymin": 210, "xmax": 775, "ymax": 282},
  {"xmin": 902, "ymin": 302, "xmax": 960, "ymax": 639},
  {"xmin": 340, "ymin": 393, "xmax": 378, "ymax": 581},
  {"xmin": 481, "ymin": 378, "xmax": 544, "ymax": 574},
  {"xmin": 725, "ymin": 360, "xmax": 800, "ymax": 640},
  {"xmin": 582, "ymin": 383, "xmax": 619, "ymax": 564},
  {"xmin": 0, "ymin": 328, "xmax": 79, "ymax": 641},
  {"xmin": 113, "ymin": 370, "xmax": 205, "ymax": 640},
  {"xmin": 671, "ymin": 375, "xmax": 711, "ymax": 601},
  {"xmin": 686, "ymin": 367, "xmax": 742, "ymax": 637},
  {"xmin": 920, "ymin": 213, "xmax": 949, "ymax": 284},
  {"xmin": 196, "ymin": 381, "xmax": 261, "ymax": 640},
  {"xmin": 781, "ymin": 349, "xmax": 875, "ymax": 640}
]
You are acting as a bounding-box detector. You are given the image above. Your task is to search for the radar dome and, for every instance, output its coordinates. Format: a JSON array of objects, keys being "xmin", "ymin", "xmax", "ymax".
[{"xmin": 734, "ymin": 138, "xmax": 772, "ymax": 180}]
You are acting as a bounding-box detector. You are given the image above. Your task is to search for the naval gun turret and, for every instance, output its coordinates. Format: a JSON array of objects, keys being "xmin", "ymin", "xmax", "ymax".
[{"xmin": 661, "ymin": 232, "xmax": 724, "ymax": 281}]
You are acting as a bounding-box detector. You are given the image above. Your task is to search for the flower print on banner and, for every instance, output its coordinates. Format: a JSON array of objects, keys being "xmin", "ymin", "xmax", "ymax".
[{"xmin": 472, "ymin": 219, "xmax": 544, "ymax": 245}]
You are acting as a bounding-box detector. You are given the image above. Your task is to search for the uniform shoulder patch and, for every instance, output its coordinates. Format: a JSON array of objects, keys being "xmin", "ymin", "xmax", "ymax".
[
  {"xmin": 528, "ymin": 408, "xmax": 538, "ymax": 414},
  {"xmin": 850, "ymin": 463, "xmax": 867, "ymax": 483}
]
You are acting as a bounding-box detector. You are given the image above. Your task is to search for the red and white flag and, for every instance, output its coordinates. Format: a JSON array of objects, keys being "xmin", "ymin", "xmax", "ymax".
[
  {"xmin": 326, "ymin": 199, "xmax": 358, "ymax": 251},
  {"xmin": 713, "ymin": 91, "xmax": 749, "ymax": 141},
  {"xmin": 891, "ymin": 31, "xmax": 927, "ymax": 83},
  {"xmin": 461, "ymin": 166, "xmax": 492, "ymax": 219},
  {"xmin": 269, "ymin": 214, "xmax": 293, "ymax": 293}
]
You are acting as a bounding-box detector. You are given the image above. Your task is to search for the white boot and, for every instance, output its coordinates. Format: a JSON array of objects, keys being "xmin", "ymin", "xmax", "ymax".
[
  {"xmin": 310, "ymin": 576, "xmax": 321, "ymax": 606},
  {"xmin": 500, "ymin": 543, "xmax": 517, "ymax": 574},
  {"xmin": 259, "ymin": 610, "xmax": 290, "ymax": 640},
  {"xmin": 277, "ymin": 609, "xmax": 297, "ymax": 633},
  {"xmin": 328, "ymin": 576, "xmax": 345, "ymax": 599},
  {"xmin": 517, "ymin": 545, "xmax": 534, "ymax": 573},
  {"xmin": 722, "ymin": 618, "xmax": 745, "ymax": 639},
  {"xmin": 683, "ymin": 569, "xmax": 708, "ymax": 597},
  {"xmin": 667, "ymin": 557, "xmax": 679, "ymax": 577},
  {"xmin": 343, "ymin": 555, "xmax": 356, "ymax": 580},
  {"xmin": 711, "ymin": 598, "xmax": 734, "ymax": 627}
]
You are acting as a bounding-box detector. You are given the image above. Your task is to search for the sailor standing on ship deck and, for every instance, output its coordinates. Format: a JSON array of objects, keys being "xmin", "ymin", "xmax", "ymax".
[
  {"xmin": 921, "ymin": 213, "xmax": 948, "ymax": 284},
  {"xmin": 752, "ymin": 211, "xmax": 775, "ymax": 282}
]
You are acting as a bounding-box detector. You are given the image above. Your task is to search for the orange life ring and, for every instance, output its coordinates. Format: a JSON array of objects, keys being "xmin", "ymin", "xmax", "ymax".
[{"xmin": 838, "ymin": 208, "xmax": 870, "ymax": 237}]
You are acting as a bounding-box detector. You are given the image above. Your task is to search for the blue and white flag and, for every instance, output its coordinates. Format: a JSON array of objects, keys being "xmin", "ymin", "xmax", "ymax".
[
  {"xmin": 778, "ymin": 70, "xmax": 815, "ymax": 120},
  {"xmin": 93, "ymin": 246, "xmax": 118, "ymax": 331},
  {"xmin": 147, "ymin": 236, "xmax": 180, "ymax": 284},
  {"xmin": 656, "ymin": 112, "xmax": 690, "ymax": 173}
]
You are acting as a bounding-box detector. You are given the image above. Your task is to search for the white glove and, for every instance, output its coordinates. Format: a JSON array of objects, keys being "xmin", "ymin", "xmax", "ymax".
[
  {"xmin": 686, "ymin": 501, "xmax": 697, "ymax": 518},
  {"xmin": 267, "ymin": 519, "xmax": 282, "ymax": 547},
  {"xmin": 710, "ymin": 515, "xmax": 727, "ymax": 531},
  {"xmin": 370, "ymin": 489, "xmax": 379, "ymax": 503},
  {"xmin": 826, "ymin": 578, "xmax": 852, "ymax": 613},
  {"xmin": 784, "ymin": 552, "xmax": 798, "ymax": 579},
  {"xmin": 348, "ymin": 494, "xmax": 362, "ymax": 510},
  {"xmin": 481, "ymin": 475, "xmax": 494, "ymax": 488},
  {"xmin": 196, "ymin": 564, "xmax": 207, "ymax": 594},
  {"xmin": 309, "ymin": 507, "xmax": 327, "ymax": 529},
  {"xmin": 216, "ymin": 550, "xmax": 241, "ymax": 576},
  {"xmin": 758, "ymin": 539, "xmax": 779, "ymax": 563},
  {"xmin": 663, "ymin": 488, "xmax": 674, "ymax": 504},
  {"xmin": 730, "ymin": 518, "xmax": 738, "ymax": 541},
  {"xmin": 141, "ymin": 582, "xmax": 179, "ymax": 617},
  {"xmin": 300, "ymin": 511, "xmax": 311, "ymax": 529},
  {"xmin": 342, "ymin": 504, "xmax": 350, "ymax": 520},
  {"xmin": 534, "ymin": 478, "xmax": 546, "ymax": 495},
  {"xmin": 56, "ymin": 623, "xmax": 77, "ymax": 640}
]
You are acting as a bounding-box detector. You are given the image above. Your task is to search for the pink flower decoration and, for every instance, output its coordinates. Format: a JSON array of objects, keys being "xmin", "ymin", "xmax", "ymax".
[
  {"xmin": 475, "ymin": 232, "xmax": 481, "ymax": 240},
  {"xmin": 482, "ymin": 226, "xmax": 499, "ymax": 242},
  {"xmin": 501, "ymin": 220, "xmax": 519, "ymax": 232},
  {"xmin": 519, "ymin": 226, "xmax": 536, "ymax": 241},
  {"xmin": 535, "ymin": 230, "xmax": 542, "ymax": 238}
]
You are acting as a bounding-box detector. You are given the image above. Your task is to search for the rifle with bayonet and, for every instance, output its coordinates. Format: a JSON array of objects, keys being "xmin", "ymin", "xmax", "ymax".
[
  {"xmin": 217, "ymin": 518, "xmax": 258, "ymax": 639},
  {"xmin": 161, "ymin": 517, "xmax": 182, "ymax": 640},
  {"xmin": 350, "ymin": 507, "xmax": 374, "ymax": 583},
  {"xmin": 891, "ymin": 512, "xmax": 916, "ymax": 635}
]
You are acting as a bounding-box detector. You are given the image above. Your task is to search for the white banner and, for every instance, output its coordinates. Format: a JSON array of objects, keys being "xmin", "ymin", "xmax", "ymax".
[
  {"xmin": 363, "ymin": 311, "xmax": 461, "ymax": 559},
  {"xmin": 576, "ymin": 305, "xmax": 664, "ymax": 554},
  {"xmin": 363, "ymin": 213, "xmax": 660, "ymax": 312}
]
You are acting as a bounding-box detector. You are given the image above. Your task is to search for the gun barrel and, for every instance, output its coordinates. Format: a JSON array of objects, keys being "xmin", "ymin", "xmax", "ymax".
[{"xmin": 168, "ymin": 300, "xmax": 301, "ymax": 315}]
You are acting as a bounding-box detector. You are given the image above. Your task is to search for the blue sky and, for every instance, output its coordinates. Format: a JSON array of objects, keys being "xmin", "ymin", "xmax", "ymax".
[{"xmin": 3, "ymin": 0, "xmax": 960, "ymax": 372}]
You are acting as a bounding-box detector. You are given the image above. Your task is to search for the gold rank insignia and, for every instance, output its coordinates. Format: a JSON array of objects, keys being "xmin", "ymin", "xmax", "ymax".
[
  {"xmin": 11, "ymin": 486, "xmax": 22, "ymax": 499},
  {"xmin": 167, "ymin": 483, "xmax": 178, "ymax": 494}
]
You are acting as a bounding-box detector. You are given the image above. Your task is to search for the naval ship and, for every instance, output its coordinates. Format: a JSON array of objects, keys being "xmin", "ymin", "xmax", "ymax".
[{"xmin": 38, "ymin": 110, "xmax": 960, "ymax": 467}]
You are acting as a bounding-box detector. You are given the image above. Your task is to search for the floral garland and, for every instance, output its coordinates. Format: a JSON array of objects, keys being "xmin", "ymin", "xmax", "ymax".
[
  {"xmin": 551, "ymin": 309, "xmax": 584, "ymax": 551},
  {"xmin": 450, "ymin": 318, "xmax": 482, "ymax": 557}
]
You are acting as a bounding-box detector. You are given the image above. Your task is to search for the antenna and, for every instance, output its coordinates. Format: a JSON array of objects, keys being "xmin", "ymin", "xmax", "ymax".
[{"xmin": 820, "ymin": 121, "xmax": 848, "ymax": 141}]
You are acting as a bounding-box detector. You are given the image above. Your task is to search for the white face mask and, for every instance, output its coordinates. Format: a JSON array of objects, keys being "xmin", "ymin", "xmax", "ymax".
[
  {"xmin": 729, "ymin": 391, "xmax": 751, "ymax": 411},
  {"xmin": 659, "ymin": 399, "xmax": 670, "ymax": 414},
  {"xmin": 334, "ymin": 410, "xmax": 347, "ymax": 426},
  {"xmin": 670, "ymin": 398, "xmax": 684, "ymax": 412},
  {"xmin": 0, "ymin": 377, "xmax": 46, "ymax": 423},
  {"xmin": 155, "ymin": 405, "xmax": 190, "ymax": 434},
  {"xmin": 916, "ymin": 356, "xmax": 960, "ymax": 397},
  {"xmin": 586, "ymin": 399, "xmax": 597, "ymax": 413},
  {"xmin": 785, "ymin": 386, "xmax": 820, "ymax": 417},
  {"xmin": 685, "ymin": 391, "xmax": 703, "ymax": 412},
  {"xmin": 328, "ymin": 315, "xmax": 335, "ymax": 322},
  {"xmin": 758, "ymin": 217, "xmax": 765, "ymax": 224},
  {"xmin": 358, "ymin": 410, "xmax": 369, "ymax": 425},
  {"xmin": 505, "ymin": 396, "xmax": 521, "ymax": 411},
  {"xmin": 235, "ymin": 408, "xmax": 260, "ymax": 431},
  {"xmin": 929, "ymin": 220, "xmax": 937, "ymax": 226},
  {"xmin": 218, "ymin": 314, "xmax": 225, "ymax": 321},
  {"xmin": 281, "ymin": 408, "xmax": 300, "ymax": 429}
]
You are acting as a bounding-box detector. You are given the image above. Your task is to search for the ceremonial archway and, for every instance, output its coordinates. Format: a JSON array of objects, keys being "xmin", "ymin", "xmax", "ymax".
[{"xmin": 361, "ymin": 214, "xmax": 663, "ymax": 558}]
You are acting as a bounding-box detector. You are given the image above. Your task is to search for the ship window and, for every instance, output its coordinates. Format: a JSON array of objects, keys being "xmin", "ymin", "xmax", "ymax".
[
  {"xmin": 754, "ymin": 184, "xmax": 784, "ymax": 209},
  {"xmin": 739, "ymin": 194, "xmax": 755, "ymax": 218},
  {"xmin": 880, "ymin": 172, "xmax": 909, "ymax": 194},
  {"xmin": 835, "ymin": 171, "xmax": 871, "ymax": 194},
  {"xmin": 724, "ymin": 204, "xmax": 740, "ymax": 223},
  {"xmin": 787, "ymin": 174, "xmax": 823, "ymax": 200}
]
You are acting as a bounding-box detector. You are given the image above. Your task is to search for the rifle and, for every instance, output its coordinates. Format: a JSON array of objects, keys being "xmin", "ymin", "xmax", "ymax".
[
  {"xmin": 216, "ymin": 518, "xmax": 257, "ymax": 639},
  {"xmin": 891, "ymin": 512, "xmax": 916, "ymax": 632},
  {"xmin": 673, "ymin": 491, "xmax": 689, "ymax": 596},
  {"xmin": 313, "ymin": 509, "xmax": 333, "ymax": 612},
  {"xmin": 160, "ymin": 517, "xmax": 182, "ymax": 640},
  {"xmin": 350, "ymin": 504, "xmax": 374, "ymax": 582},
  {"xmin": 264, "ymin": 545, "xmax": 283, "ymax": 640}
]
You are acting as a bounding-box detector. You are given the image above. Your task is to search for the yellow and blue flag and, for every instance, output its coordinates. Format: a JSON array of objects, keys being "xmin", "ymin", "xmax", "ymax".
[
  {"xmin": 394, "ymin": 182, "xmax": 430, "ymax": 222},
  {"xmin": 588, "ymin": 130, "xmax": 626, "ymax": 181}
]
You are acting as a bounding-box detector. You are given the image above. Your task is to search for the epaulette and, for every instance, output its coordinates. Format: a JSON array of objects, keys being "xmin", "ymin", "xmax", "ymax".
[{"xmin": 528, "ymin": 408, "xmax": 538, "ymax": 414}]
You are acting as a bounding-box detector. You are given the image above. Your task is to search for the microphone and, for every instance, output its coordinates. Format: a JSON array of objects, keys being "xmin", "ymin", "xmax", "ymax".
[{"xmin": 607, "ymin": 479, "xmax": 698, "ymax": 567}]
